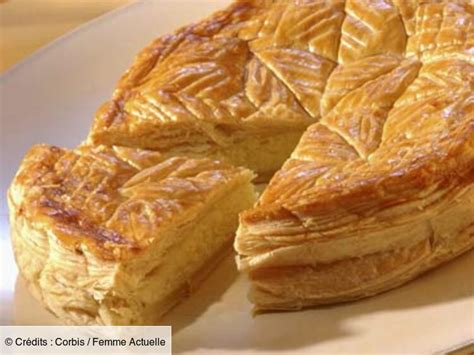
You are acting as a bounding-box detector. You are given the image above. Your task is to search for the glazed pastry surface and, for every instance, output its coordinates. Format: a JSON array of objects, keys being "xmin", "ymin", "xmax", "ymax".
[
  {"xmin": 232, "ymin": 0, "xmax": 474, "ymax": 310},
  {"xmin": 9, "ymin": 144, "xmax": 256, "ymax": 323},
  {"xmin": 9, "ymin": 0, "xmax": 474, "ymax": 318},
  {"xmin": 89, "ymin": 1, "xmax": 339, "ymax": 178}
]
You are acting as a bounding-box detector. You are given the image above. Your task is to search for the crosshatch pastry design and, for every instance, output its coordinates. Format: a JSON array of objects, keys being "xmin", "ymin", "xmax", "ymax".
[{"xmin": 8, "ymin": 0, "xmax": 473, "ymax": 324}]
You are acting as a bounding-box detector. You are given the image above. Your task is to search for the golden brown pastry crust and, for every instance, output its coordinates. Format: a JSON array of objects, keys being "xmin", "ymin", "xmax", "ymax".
[
  {"xmin": 9, "ymin": 144, "xmax": 256, "ymax": 324},
  {"xmin": 88, "ymin": 0, "xmax": 472, "ymax": 178},
  {"xmin": 9, "ymin": 144, "xmax": 253, "ymax": 260},
  {"xmin": 9, "ymin": 0, "xmax": 474, "ymax": 320},
  {"xmin": 235, "ymin": 0, "xmax": 474, "ymax": 310},
  {"xmin": 88, "ymin": 0, "xmax": 351, "ymax": 177},
  {"xmin": 90, "ymin": 1, "xmax": 269, "ymax": 142}
]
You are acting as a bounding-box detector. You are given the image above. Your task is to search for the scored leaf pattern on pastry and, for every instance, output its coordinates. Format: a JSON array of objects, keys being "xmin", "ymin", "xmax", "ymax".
[
  {"xmin": 235, "ymin": 0, "xmax": 473, "ymax": 236},
  {"xmin": 321, "ymin": 53, "xmax": 402, "ymax": 115},
  {"xmin": 338, "ymin": 0, "xmax": 407, "ymax": 64},
  {"xmin": 244, "ymin": 56, "xmax": 312, "ymax": 125},
  {"xmin": 8, "ymin": 0, "xmax": 474, "ymax": 316},
  {"xmin": 90, "ymin": 0, "xmax": 348, "ymax": 147},
  {"xmin": 253, "ymin": 47, "xmax": 336, "ymax": 117},
  {"xmin": 10, "ymin": 145, "xmax": 251, "ymax": 259},
  {"xmin": 247, "ymin": 0, "xmax": 345, "ymax": 60},
  {"xmin": 321, "ymin": 58, "xmax": 421, "ymax": 158},
  {"xmin": 88, "ymin": 0, "xmax": 473, "ymax": 230},
  {"xmin": 406, "ymin": 2, "xmax": 474, "ymax": 63}
]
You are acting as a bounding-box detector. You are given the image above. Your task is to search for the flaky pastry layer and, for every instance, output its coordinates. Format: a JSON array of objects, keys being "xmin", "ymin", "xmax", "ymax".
[
  {"xmin": 9, "ymin": 145, "xmax": 256, "ymax": 324},
  {"xmin": 9, "ymin": 0, "xmax": 474, "ymax": 319},
  {"xmin": 235, "ymin": 0, "xmax": 474, "ymax": 310}
]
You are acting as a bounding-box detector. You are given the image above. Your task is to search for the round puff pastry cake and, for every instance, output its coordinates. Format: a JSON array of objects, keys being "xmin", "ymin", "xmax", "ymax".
[
  {"xmin": 234, "ymin": 0, "xmax": 474, "ymax": 310},
  {"xmin": 8, "ymin": 145, "xmax": 255, "ymax": 324},
  {"xmin": 8, "ymin": 0, "xmax": 474, "ymax": 324}
]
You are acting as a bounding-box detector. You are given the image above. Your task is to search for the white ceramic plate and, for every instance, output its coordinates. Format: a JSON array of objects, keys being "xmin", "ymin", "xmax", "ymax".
[{"xmin": 1, "ymin": 1, "xmax": 473, "ymax": 353}]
